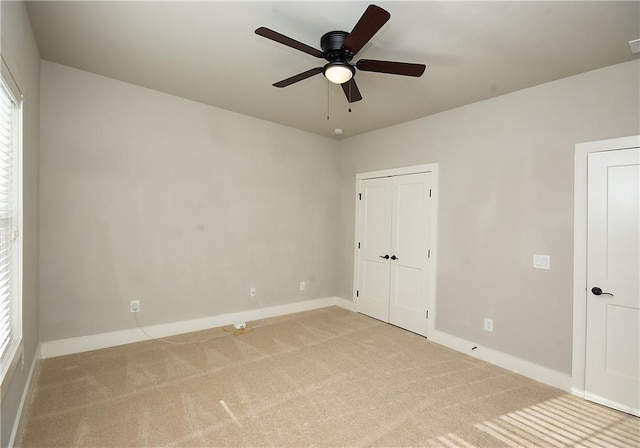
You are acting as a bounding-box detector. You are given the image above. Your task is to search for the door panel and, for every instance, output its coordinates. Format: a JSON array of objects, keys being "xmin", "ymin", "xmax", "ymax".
[
  {"xmin": 605, "ymin": 305, "xmax": 639, "ymax": 378},
  {"xmin": 607, "ymin": 164, "xmax": 639, "ymax": 282},
  {"xmin": 361, "ymin": 259, "xmax": 391, "ymax": 318},
  {"xmin": 389, "ymin": 173, "xmax": 431, "ymax": 336},
  {"xmin": 392, "ymin": 267, "xmax": 422, "ymax": 309},
  {"xmin": 357, "ymin": 177, "xmax": 392, "ymax": 321},
  {"xmin": 586, "ymin": 148, "xmax": 640, "ymax": 415}
]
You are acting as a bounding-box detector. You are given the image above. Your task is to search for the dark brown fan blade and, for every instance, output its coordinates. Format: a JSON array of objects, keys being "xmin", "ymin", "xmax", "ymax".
[
  {"xmin": 255, "ymin": 27, "xmax": 324, "ymax": 58},
  {"xmin": 342, "ymin": 5, "xmax": 391, "ymax": 55},
  {"xmin": 357, "ymin": 59, "xmax": 426, "ymax": 77},
  {"xmin": 273, "ymin": 67, "xmax": 323, "ymax": 88},
  {"xmin": 341, "ymin": 78, "xmax": 363, "ymax": 103}
]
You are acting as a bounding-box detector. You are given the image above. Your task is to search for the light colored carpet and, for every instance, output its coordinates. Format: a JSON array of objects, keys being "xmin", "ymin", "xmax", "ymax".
[{"xmin": 17, "ymin": 307, "xmax": 639, "ymax": 447}]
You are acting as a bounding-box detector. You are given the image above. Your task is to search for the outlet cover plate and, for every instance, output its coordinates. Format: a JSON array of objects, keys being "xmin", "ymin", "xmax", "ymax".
[
  {"xmin": 533, "ymin": 254, "xmax": 550, "ymax": 270},
  {"xmin": 130, "ymin": 300, "xmax": 140, "ymax": 313}
]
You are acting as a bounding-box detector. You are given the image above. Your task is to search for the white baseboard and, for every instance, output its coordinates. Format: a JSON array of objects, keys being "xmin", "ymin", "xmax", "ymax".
[
  {"xmin": 8, "ymin": 344, "xmax": 41, "ymax": 448},
  {"xmin": 570, "ymin": 387, "xmax": 585, "ymax": 397},
  {"xmin": 328, "ymin": 300, "xmax": 572, "ymax": 393},
  {"xmin": 40, "ymin": 297, "xmax": 342, "ymax": 359},
  {"xmin": 429, "ymin": 329, "xmax": 572, "ymax": 392},
  {"xmin": 335, "ymin": 296, "xmax": 356, "ymax": 312},
  {"xmin": 39, "ymin": 298, "xmax": 572, "ymax": 396}
]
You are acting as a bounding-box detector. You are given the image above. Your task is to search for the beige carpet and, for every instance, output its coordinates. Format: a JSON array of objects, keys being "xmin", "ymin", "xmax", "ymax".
[{"xmin": 17, "ymin": 307, "xmax": 639, "ymax": 447}]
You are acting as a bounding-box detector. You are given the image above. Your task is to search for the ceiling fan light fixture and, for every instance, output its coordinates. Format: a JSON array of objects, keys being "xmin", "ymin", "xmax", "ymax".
[{"xmin": 324, "ymin": 62, "xmax": 354, "ymax": 84}]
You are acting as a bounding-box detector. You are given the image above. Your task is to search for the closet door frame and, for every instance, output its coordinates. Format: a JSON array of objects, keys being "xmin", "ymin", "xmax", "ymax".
[{"xmin": 353, "ymin": 163, "xmax": 439, "ymax": 337}]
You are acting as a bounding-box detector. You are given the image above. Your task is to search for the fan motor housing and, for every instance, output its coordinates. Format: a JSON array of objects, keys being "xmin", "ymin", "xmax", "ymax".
[{"xmin": 321, "ymin": 31, "xmax": 353, "ymax": 62}]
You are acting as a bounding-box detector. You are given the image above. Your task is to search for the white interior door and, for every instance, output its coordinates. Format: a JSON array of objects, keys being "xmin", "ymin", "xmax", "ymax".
[
  {"xmin": 388, "ymin": 173, "xmax": 431, "ymax": 336},
  {"xmin": 357, "ymin": 177, "xmax": 393, "ymax": 322},
  {"xmin": 356, "ymin": 171, "xmax": 433, "ymax": 336},
  {"xmin": 586, "ymin": 147, "xmax": 640, "ymax": 416}
]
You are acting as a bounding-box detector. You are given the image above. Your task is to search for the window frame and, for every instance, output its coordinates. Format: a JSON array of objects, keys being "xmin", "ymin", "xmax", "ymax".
[{"xmin": 0, "ymin": 56, "xmax": 24, "ymax": 399}]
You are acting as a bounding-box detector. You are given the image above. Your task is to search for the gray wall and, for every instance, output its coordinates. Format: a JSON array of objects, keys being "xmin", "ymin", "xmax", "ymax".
[
  {"xmin": 39, "ymin": 61, "xmax": 340, "ymax": 342},
  {"xmin": 0, "ymin": 2, "xmax": 40, "ymax": 447},
  {"xmin": 336, "ymin": 60, "xmax": 640, "ymax": 374}
]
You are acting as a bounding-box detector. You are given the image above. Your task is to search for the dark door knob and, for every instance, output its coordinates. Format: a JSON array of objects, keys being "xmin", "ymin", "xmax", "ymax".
[
  {"xmin": 379, "ymin": 254, "xmax": 390, "ymax": 259},
  {"xmin": 390, "ymin": 255, "xmax": 398, "ymax": 260},
  {"xmin": 591, "ymin": 287, "xmax": 614, "ymax": 297}
]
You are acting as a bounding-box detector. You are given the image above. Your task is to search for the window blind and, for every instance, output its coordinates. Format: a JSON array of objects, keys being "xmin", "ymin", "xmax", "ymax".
[{"xmin": 0, "ymin": 79, "xmax": 17, "ymax": 365}]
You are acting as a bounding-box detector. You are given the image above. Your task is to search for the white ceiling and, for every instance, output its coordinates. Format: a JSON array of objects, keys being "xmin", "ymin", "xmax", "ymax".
[{"xmin": 27, "ymin": 1, "xmax": 640, "ymax": 139}]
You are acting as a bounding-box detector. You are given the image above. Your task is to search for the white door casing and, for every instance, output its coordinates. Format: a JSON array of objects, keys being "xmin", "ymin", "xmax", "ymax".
[
  {"xmin": 585, "ymin": 147, "xmax": 639, "ymax": 415},
  {"xmin": 354, "ymin": 164, "xmax": 438, "ymax": 338}
]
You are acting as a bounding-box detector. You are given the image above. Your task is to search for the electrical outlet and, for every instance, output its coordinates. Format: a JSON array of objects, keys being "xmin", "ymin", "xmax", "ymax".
[
  {"xmin": 233, "ymin": 322, "xmax": 246, "ymax": 330},
  {"xmin": 299, "ymin": 281, "xmax": 305, "ymax": 291},
  {"xmin": 130, "ymin": 300, "xmax": 140, "ymax": 313},
  {"xmin": 484, "ymin": 318, "xmax": 493, "ymax": 332},
  {"xmin": 250, "ymin": 287, "xmax": 256, "ymax": 297}
]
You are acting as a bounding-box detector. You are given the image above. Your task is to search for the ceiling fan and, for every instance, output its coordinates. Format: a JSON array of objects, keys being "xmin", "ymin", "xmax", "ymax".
[{"xmin": 255, "ymin": 4, "xmax": 426, "ymax": 103}]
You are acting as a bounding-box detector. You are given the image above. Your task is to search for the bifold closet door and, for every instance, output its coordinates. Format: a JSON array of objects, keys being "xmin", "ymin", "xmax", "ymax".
[{"xmin": 357, "ymin": 172, "xmax": 432, "ymax": 336}]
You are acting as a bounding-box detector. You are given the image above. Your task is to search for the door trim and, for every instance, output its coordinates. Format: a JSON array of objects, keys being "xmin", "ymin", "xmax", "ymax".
[
  {"xmin": 572, "ymin": 135, "xmax": 640, "ymax": 396},
  {"xmin": 353, "ymin": 163, "xmax": 439, "ymax": 337}
]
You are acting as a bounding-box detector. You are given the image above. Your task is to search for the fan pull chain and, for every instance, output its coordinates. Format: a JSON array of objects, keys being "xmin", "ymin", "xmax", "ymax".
[
  {"xmin": 327, "ymin": 80, "xmax": 330, "ymax": 120},
  {"xmin": 348, "ymin": 81, "xmax": 352, "ymax": 113}
]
